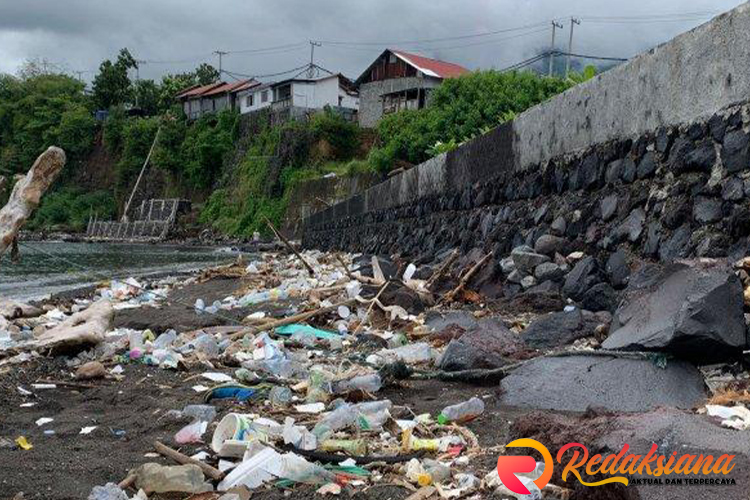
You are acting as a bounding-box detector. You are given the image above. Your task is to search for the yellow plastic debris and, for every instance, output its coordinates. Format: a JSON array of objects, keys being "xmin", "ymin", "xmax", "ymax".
[{"xmin": 15, "ymin": 436, "xmax": 33, "ymax": 450}]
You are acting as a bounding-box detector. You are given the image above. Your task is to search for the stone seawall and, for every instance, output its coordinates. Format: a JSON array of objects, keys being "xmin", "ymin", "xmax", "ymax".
[
  {"xmin": 304, "ymin": 101, "xmax": 750, "ymax": 265},
  {"xmin": 303, "ymin": 3, "xmax": 750, "ymax": 263}
]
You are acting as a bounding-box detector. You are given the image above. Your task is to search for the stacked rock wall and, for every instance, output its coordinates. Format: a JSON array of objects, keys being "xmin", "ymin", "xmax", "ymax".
[{"xmin": 303, "ymin": 4, "xmax": 750, "ymax": 264}]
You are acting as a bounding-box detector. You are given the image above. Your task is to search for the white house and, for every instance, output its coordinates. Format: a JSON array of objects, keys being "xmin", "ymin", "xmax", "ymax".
[{"xmin": 236, "ymin": 73, "xmax": 358, "ymax": 117}]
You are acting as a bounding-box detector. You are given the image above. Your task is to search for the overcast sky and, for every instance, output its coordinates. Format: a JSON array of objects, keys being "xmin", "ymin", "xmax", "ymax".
[{"xmin": 0, "ymin": 0, "xmax": 744, "ymax": 84}]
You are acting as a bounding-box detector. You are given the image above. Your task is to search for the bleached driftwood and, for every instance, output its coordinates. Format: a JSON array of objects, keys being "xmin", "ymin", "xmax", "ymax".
[
  {"xmin": 0, "ymin": 298, "xmax": 42, "ymax": 319},
  {"xmin": 0, "ymin": 146, "xmax": 66, "ymax": 259},
  {"xmin": 35, "ymin": 299, "xmax": 113, "ymax": 349}
]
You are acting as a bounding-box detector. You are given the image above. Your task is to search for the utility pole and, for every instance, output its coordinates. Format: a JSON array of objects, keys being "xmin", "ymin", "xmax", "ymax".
[
  {"xmin": 308, "ymin": 40, "xmax": 321, "ymax": 78},
  {"xmin": 565, "ymin": 17, "xmax": 581, "ymax": 78},
  {"xmin": 214, "ymin": 50, "xmax": 228, "ymax": 74},
  {"xmin": 134, "ymin": 60, "xmax": 146, "ymax": 108},
  {"xmin": 548, "ymin": 21, "xmax": 563, "ymax": 77},
  {"xmin": 74, "ymin": 70, "xmax": 84, "ymax": 82}
]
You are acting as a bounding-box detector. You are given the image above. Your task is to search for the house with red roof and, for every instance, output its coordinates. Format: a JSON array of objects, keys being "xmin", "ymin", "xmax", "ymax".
[
  {"xmin": 355, "ymin": 49, "xmax": 469, "ymax": 127},
  {"xmin": 176, "ymin": 79, "xmax": 260, "ymax": 119}
]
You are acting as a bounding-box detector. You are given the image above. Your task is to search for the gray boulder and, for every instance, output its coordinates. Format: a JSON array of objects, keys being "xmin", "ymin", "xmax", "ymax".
[
  {"xmin": 534, "ymin": 262, "xmax": 565, "ymax": 282},
  {"xmin": 439, "ymin": 320, "xmax": 526, "ymax": 371},
  {"xmin": 521, "ymin": 308, "xmax": 600, "ymax": 349},
  {"xmin": 500, "ymin": 354, "xmax": 706, "ymax": 412},
  {"xmin": 511, "ymin": 248, "xmax": 550, "ymax": 273},
  {"xmin": 603, "ymin": 260, "xmax": 747, "ymax": 361},
  {"xmin": 562, "ymin": 256, "xmax": 601, "ymax": 300},
  {"xmin": 533, "ymin": 234, "xmax": 569, "ymax": 256}
]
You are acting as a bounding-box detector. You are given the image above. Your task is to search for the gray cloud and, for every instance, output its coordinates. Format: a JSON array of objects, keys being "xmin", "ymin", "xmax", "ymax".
[{"xmin": 0, "ymin": 0, "xmax": 744, "ymax": 84}]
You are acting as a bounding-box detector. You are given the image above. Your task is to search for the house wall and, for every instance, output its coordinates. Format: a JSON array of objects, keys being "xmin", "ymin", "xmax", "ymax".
[
  {"xmin": 358, "ymin": 76, "xmax": 441, "ymax": 128},
  {"xmin": 238, "ymin": 88, "xmax": 273, "ymax": 114},
  {"xmin": 290, "ymin": 78, "xmax": 358, "ymax": 110}
]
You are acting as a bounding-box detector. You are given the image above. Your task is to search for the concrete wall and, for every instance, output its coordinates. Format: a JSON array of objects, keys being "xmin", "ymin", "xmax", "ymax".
[
  {"xmin": 514, "ymin": 3, "xmax": 750, "ymax": 170},
  {"xmin": 358, "ymin": 76, "xmax": 442, "ymax": 128}
]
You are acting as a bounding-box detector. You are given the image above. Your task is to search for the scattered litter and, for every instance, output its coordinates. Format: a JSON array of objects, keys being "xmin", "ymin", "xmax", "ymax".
[
  {"xmin": 705, "ymin": 404, "xmax": 750, "ymax": 430},
  {"xmin": 201, "ymin": 372, "xmax": 234, "ymax": 383},
  {"xmin": 15, "ymin": 436, "xmax": 33, "ymax": 450},
  {"xmin": 35, "ymin": 417, "xmax": 54, "ymax": 426},
  {"xmin": 80, "ymin": 426, "xmax": 98, "ymax": 434}
]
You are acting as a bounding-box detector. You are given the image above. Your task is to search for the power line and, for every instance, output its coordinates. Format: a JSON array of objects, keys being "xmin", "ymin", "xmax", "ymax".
[
  {"xmin": 220, "ymin": 63, "xmax": 311, "ymax": 81},
  {"xmin": 318, "ymin": 21, "xmax": 551, "ymax": 46}
]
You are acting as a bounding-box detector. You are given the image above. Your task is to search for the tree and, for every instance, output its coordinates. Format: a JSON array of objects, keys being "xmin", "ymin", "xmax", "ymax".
[
  {"xmin": 92, "ymin": 48, "xmax": 137, "ymax": 110},
  {"xmin": 159, "ymin": 72, "xmax": 197, "ymax": 113},
  {"xmin": 195, "ymin": 63, "xmax": 220, "ymax": 85},
  {"xmin": 133, "ymin": 79, "xmax": 160, "ymax": 115}
]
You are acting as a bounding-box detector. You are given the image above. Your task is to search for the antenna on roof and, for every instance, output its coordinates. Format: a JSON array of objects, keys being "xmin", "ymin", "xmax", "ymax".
[{"xmin": 308, "ymin": 40, "xmax": 322, "ymax": 78}]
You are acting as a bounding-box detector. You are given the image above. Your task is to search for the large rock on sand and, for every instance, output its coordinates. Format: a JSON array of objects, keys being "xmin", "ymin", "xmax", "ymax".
[
  {"xmin": 500, "ymin": 354, "xmax": 706, "ymax": 412},
  {"xmin": 521, "ymin": 308, "xmax": 603, "ymax": 349},
  {"xmin": 603, "ymin": 259, "xmax": 746, "ymax": 361},
  {"xmin": 438, "ymin": 318, "xmax": 526, "ymax": 371}
]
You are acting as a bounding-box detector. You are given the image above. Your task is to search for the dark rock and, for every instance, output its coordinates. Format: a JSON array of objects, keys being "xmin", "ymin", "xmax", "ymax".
[
  {"xmin": 606, "ymin": 249, "xmax": 630, "ymax": 288},
  {"xmin": 667, "ymin": 137, "xmax": 695, "ymax": 171},
  {"xmin": 534, "ymin": 262, "xmax": 565, "ymax": 282},
  {"xmin": 525, "ymin": 280, "xmax": 561, "ymax": 295},
  {"xmin": 708, "ymin": 113, "xmax": 727, "ymax": 142},
  {"xmin": 356, "ymin": 256, "xmax": 399, "ymax": 281},
  {"xmin": 579, "ymin": 153, "xmax": 601, "ymax": 189},
  {"xmin": 550, "ymin": 216, "xmax": 567, "ymax": 235},
  {"xmin": 643, "ymin": 222, "xmax": 661, "ymax": 256},
  {"xmin": 580, "ymin": 282, "xmax": 617, "ymax": 312},
  {"xmin": 693, "ymin": 197, "xmax": 723, "ymax": 224},
  {"xmin": 438, "ymin": 321, "xmax": 526, "ymax": 371},
  {"xmin": 636, "ymin": 151, "xmax": 657, "ymax": 179},
  {"xmin": 659, "ymin": 224, "xmax": 693, "ymax": 262},
  {"xmin": 723, "ymin": 130, "xmax": 750, "ymax": 173},
  {"xmin": 722, "ymin": 176, "xmax": 744, "ymax": 201},
  {"xmin": 656, "ymin": 127, "xmax": 673, "ymax": 155},
  {"xmin": 695, "ymin": 232, "xmax": 730, "ymax": 257},
  {"xmin": 600, "ymin": 194, "xmax": 618, "ymax": 221},
  {"xmin": 684, "ymin": 140, "xmax": 717, "ymax": 171},
  {"xmin": 533, "ymin": 234, "xmax": 569, "ymax": 256},
  {"xmin": 522, "ymin": 309, "xmax": 598, "ymax": 349},
  {"xmin": 511, "ymin": 248, "xmax": 550, "ymax": 273},
  {"xmin": 661, "ymin": 195, "xmax": 691, "ymax": 229},
  {"xmin": 603, "ymin": 260, "xmax": 747, "ymax": 361},
  {"xmin": 425, "ymin": 310, "xmax": 479, "ymax": 332},
  {"xmin": 563, "ymin": 256, "xmax": 601, "ymax": 300},
  {"xmin": 605, "ymin": 159, "xmax": 624, "ymax": 184},
  {"xmin": 611, "ymin": 208, "xmax": 646, "ymax": 243},
  {"xmin": 686, "ymin": 122, "xmax": 705, "ymax": 141},
  {"xmin": 621, "ymin": 158, "xmax": 636, "ymax": 183},
  {"xmin": 500, "ymin": 354, "xmax": 706, "ymax": 412}
]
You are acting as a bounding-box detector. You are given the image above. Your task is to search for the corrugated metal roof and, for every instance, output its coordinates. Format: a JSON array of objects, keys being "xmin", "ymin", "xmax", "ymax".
[
  {"xmin": 176, "ymin": 79, "xmax": 260, "ymax": 99},
  {"xmin": 390, "ymin": 49, "xmax": 469, "ymax": 79}
]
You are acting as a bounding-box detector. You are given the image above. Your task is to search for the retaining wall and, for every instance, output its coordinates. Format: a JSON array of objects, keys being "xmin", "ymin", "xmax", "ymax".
[{"xmin": 303, "ymin": 3, "xmax": 750, "ymax": 262}]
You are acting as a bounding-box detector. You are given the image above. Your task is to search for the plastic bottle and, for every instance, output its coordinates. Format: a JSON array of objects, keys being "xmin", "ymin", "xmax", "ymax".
[
  {"xmin": 87, "ymin": 483, "xmax": 128, "ymax": 500},
  {"xmin": 238, "ymin": 289, "xmax": 288, "ymax": 307},
  {"xmin": 437, "ymin": 397, "xmax": 485, "ymax": 424},
  {"xmin": 269, "ymin": 386, "xmax": 293, "ymax": 407},
  {"xmin": 182, "ymin": 404, "xmax": 217, "ymax": 423},
  {"xmin": 333, "ymin": 373, "xmax": 382, "ymax": 394},
  {"xmin": 320, "ymin": 438, "xmax": 367, "ymax": 455}
]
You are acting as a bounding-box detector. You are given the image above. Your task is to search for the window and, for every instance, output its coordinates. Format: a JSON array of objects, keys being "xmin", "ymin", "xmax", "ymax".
[
  {"xmin": 246, "ymin": 94, "xmax": 253, "ymax": 107},
  {"xmin": 261, "ymin": 90, "xmax": 268, "ymax": 103}
]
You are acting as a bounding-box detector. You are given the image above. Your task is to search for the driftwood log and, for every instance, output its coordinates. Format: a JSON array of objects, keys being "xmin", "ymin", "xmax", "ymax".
[{"xmin": 0, "ymin": 147, "xmax": 66, "ymax": 259}]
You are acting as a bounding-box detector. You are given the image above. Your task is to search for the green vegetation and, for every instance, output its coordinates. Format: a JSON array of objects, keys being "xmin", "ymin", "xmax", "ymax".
[
  {"xmin": 25, "ymin": 188, "xmax": 117, "ymax": 232},
  {"xmin": 370, "ymin": 70, "xmax": 575, "ymax": 169},
  {"xmin": 0, "ymin": 44, "xmax": 596, "ymax": 235},
  {"xmin": 200, "ymin": 110, "xmax": 362, "ymax": 235}
]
